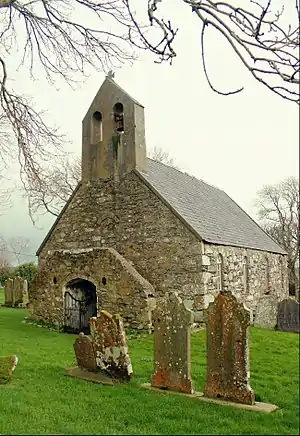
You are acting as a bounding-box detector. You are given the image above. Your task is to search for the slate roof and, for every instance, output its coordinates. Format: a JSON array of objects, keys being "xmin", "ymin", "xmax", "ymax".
[{"xmin": 139, "ymin": 159, "xmax": 285, "ymax": 254}]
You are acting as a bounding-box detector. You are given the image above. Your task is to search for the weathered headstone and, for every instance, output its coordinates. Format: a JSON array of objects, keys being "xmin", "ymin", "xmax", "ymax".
[
  {"xmin": 73, "ymin": 332, "xmax": 98, "ymax": 371},
  {"xmin": 277, "ymin": 298, "xmax": 299, "ymax": 333},
  {"xmin": 13, "ymin": 276, "xmax": 24, "ymax": 305},
  {"xmin": 204, "ymin": 291, "xmax": 255, "ymax": 405},
  {"xmin": 151, "ymin": 292, "xmax": 193, "ymax": 394},
  {"xmin": 254, "ymin": 296, "xmax": 277, "ymax": 329},
  {"xmin": 22, "ymin": 279, "xmax": 29, "ymax": 305},
  {"xmin": 0, "ymin": 355, "xmax": 19, "ymax": 384},
  {"xmin": 4, "ymin": 278, "xmax": 13, "ymax": 306},
  {"xmin": 90, "ymin": 311, "xmax": 133, "ymax": 380}
]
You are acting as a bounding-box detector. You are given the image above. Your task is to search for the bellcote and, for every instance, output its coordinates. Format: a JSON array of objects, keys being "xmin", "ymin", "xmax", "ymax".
[{"xmin": 81, "ymin": 76, "xmax": 147, "ymax": 182}]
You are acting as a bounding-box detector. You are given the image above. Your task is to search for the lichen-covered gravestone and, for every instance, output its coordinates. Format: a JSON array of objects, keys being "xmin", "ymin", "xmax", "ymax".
[
  {"xmin": 277, "ymin": 299, "xmax": 299, "ymax": 333},
  {"xmin": 13, "ymin": 276, "xmax": 24, "ymax": 305},
  {"xmin": 151, "ymin": 292, "xmax": 193, "ymax": 394},
  {"xmin": 254, "ymin": 296, "xmax": 277, "ymax": 329},
  {"xmin": 204, "ymin": 291, "xmax": 255, "ymax": 405},
  {"xmin": 90, "ymin": 311, "xmax": 133, "ymax": 380},
  {"xmin": 4, "ymin": 278, "xmax": 13, "ymax": 306},
  {"xmin": 74, "ymin": 333, "xmax": 98, "ymax": 371},
  {"xmin": 22, "ymin": 279, "xmax": 29, "ymax": 305},
  {"xmin": 0, "ymin": 355, "xmax": 18, "ymax": 384}
]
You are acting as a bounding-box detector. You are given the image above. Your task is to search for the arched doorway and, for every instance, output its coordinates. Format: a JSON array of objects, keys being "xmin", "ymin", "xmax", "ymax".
[{"xmin": 63, "ymin": 278, "xmax": 97, "ymax": 334}]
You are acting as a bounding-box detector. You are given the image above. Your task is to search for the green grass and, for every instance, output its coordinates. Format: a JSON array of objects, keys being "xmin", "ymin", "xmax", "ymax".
[{"xmin": 0, "ymin": 288, "xmax": 299, "ymax": 435}]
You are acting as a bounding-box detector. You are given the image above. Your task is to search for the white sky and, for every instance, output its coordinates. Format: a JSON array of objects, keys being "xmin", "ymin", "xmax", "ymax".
[{"xmin": 0, "ymin": 0, "xmax": 299, "ymax": 263}]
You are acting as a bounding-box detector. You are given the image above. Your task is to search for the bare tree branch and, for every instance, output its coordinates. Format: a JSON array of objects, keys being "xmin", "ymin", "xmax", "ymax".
[
  {"xmin": 0, "ymin": 0, "xmax": 298, "ymax": 227},
  {"xmin": 23, "ymin": 147, "xmax": 179, "ymax": 218},
  {"xmin": 4, "ymin": 236, "xmax": 31, "ymax": 265},
  {"xmin": 23, "ymin": 154, "xmax": 81, "ymax": 219},
  {"xmin": 0, "ymin": 237, "xmax": 11, "ymax": 283},
  {"xmin": 0, "ymin": 0, "xmax": 140, "ymax": 211},
  {"xmin": 125, "ymin": 0, "xmax": 300, "ymax": 103},
  {"xmin": 148, "ymin": 146, "xmax": 180, "ymax": 169},
  {"xmin": 256, "ymin": 177, "xmax": 300, "ymax": 296},
  {"xmin": 0, "ymin": 170, "xmax": 12, "ymax": 214}
]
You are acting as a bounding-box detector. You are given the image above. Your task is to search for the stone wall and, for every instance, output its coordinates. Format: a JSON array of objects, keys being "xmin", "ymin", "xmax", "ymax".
[
  {"xmin": 35, "ymin": 171, "xmax": 288, "ymax": 328},
  {"xmin": 29, "ymin": 247, "xmax": 155, "ymax": 330},
  {"xmin": 38, "ymin": 172, "xmax": 203, "ymax": 309},
  {"xmin": 200, "ymin": 242, "xmax": 288, "ymax": 316}
]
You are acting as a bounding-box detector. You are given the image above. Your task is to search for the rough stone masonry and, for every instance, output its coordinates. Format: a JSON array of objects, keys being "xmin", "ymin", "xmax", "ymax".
[{"xmin": 29, "ymin": 76, "xmax": 288, "ymax": 332}]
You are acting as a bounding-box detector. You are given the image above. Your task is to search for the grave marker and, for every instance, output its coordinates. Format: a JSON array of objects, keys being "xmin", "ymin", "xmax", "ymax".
[
  {"xmin": 277, "ymin": 298, "xmax": 299, "ymax": 333},
  {"xmin": 22, "ymin": 279, "xmax": 29, "ymax": 305},
  {"xmin": 90, "ymin": 311, "xmax": 133, "ymax": 380},
  {"xmin": 151, "ymin": 292, "xmax": 193, "ymax": 394},
  {"xmin": 254, "ymin": 296, "xmax": 277, "ymax": 329},
  {"xmin": 73, "ymin": 333, "xmax": 97, "ymax": 371},
  {"xmin": 13, "ymin": 277, "xmax": 23, "ymax": 305},
  {"xmin": 0, "ymin": 355, "xmax": 18, "ymax": 384},
  {"xmin": 4, "ymin": 278, "xmax": 13, "ymax": 306},
  {"xmin": 204, "ymin": 291, "xmax": 255, "ymax": 405}
]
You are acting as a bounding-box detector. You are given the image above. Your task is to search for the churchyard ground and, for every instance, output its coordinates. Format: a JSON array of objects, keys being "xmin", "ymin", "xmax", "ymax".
[{"xmin": 0, "ymin": 288, "xmax": 299, "ymax": 435}]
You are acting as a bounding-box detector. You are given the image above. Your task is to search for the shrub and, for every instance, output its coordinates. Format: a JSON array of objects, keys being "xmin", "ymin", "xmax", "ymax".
[{"xmin": 14, "ymin": 262, "xmax": 37, "ymax": 285}]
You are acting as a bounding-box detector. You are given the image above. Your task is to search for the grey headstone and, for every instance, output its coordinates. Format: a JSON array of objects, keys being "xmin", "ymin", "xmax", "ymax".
[
  {"xmin": 22, "ymin": 279, "xmax": 29, "ymax": 305},
  {"xmin": 4, "ymin": 278, "xmax": 13, "ymax": 306},
  {"xmin": 254, "ymin": 296, "xmax": 277, "ymax": 329},
  {"xmin": 277, "ymin": 299, "xmax": 299, "ymax": 333},
  {"xmin": 151, "ymin": 292, "xmax": 193, "ymax": 394},
  {"xmin": 13, "ymin": 276, "xmax": 24, "ymax": 305}
]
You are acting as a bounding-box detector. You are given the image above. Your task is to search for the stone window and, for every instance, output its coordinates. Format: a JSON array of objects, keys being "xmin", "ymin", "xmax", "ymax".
[
  {"xmin": 113, "ymin": 102, "xmax": 124, "ymax": 132},
  {"xmin": 242, "ymin": 256, "xmax": 249, "ymax": 293},
  {"xmin": 92, "ymin": 111, "xmax": 103, "ymax": 142},
  {"xmin": 217, "ymin": 254, "xmax": 224, "ymax": 292}
]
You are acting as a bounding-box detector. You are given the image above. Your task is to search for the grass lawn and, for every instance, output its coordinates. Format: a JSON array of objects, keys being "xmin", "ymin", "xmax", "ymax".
[{"xmin": 0, "ymin": 288, "xmax": 299, "ymax": 435}]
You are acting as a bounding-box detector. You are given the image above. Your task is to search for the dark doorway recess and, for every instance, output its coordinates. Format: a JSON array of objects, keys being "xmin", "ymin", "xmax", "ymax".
[{"xmin": 63, "ymin": 278, "xmax": 97, "ymax": 334}]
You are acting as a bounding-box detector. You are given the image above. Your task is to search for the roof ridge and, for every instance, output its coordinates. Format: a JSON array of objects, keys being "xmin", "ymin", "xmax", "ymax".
[{"xmin": 146, "ymin": 157, "xmax": 221, "ymax": 191}]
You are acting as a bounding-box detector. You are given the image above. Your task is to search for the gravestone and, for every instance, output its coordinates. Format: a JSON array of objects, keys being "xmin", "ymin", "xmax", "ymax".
[
  {"xmin": 90, "ymin": 311, "xmax": 133, "ymax": 380},
  {"xmin": 277, "ymin": 298, "xmax": 299, "ymax": 333},
  {"xmin": 151, "ymin": 292, "xmax": 193, "ymax": 394},
  {"xmin": 73, "ymin": 332, "xmax": 97, "ymax": 371},
  {"xmin": 22, "ymin": 280, "xmax": 29, "ymax": 305},
  {"xmin": 204, "ymin": 291, "xmax": 255, "ymax": 405},
  {"xmin": 13, "ymin": 276, "xmax": 24, "ymax": 305},
  {"xmin": 254, "ymin": 296, "xmax": 277, "ymax": 329},
  {"xmin": 4, "ymin": 278, "xmax": 13, "ymax": 306},
  {"xmin": 0, "ymin": 355, "xmax": 18, "ymax": 384}
]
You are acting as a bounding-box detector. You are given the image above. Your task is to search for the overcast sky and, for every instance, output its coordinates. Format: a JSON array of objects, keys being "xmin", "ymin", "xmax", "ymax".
[{"xmin": 0, "ymin": 0, "xmax": 298, "ymax": 264}]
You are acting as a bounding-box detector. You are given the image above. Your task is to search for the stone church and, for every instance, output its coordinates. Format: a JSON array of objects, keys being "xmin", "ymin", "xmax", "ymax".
[{"xmin": 29, "ymin": 76, "xmax": 288, "ymax": 333}]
